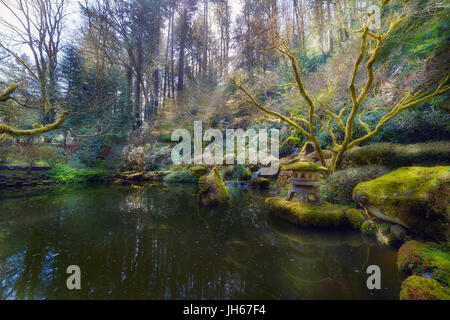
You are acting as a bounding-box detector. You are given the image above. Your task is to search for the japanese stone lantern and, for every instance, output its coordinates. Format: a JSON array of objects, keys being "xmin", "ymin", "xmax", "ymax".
[{"xmin": 281, "ymin": 162, "xmax": 328, "ymax": 204}]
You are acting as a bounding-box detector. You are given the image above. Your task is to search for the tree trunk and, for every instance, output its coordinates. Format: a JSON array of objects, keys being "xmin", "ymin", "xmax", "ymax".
[{"xmin": 178, "ymin": 7, "xmax": 188, "ymax": 92}]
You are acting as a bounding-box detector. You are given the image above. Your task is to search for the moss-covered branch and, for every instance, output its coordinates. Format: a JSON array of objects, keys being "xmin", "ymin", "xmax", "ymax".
[
  {"xmin": 0, "ymin": 82, "xmax": 68, "ymax": 141},
  {"xmin": 0, "ymin": 111, "xmax": 68, "ymax": 139}
]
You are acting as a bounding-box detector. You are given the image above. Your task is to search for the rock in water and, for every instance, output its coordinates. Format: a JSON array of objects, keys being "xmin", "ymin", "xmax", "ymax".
[
  {"xmin": 265, "ymin": 198, "xmax": 364, "ymax": 230},
  {"xmin": 397, "ymin": 240, "xmax": 450, "ymax": 285},
  {"xmin": 400, "ymin": 275, "xmax": 450, "ymax": 300},
  {"xmin": 353, "ymin": 166, "xmax": 449, "ymax": 240},
  {"xmin": 198, "ymin": 167, "xmax": 230, "ymax": 207},
  {"xmin": 248, "ymin": 177, "xmax": 270, "ymax": 189}
]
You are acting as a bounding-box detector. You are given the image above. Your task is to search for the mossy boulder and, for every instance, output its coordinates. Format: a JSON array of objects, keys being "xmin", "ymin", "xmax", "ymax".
[
  {"xmin": 360, "ymin": 219, "xmax": 378, "ymax": 235},
  {"xmin": 190, "ymin": 166, "xmax": 208, "ymax": 176},
  {"xmin": 397, "ymin": 240, "xmax": 450, "ymax": 285},
  {"xmin": 248, "ymin": 177, "xmax": 270, "ymax": 189},
  {"xmin": 400, "ymin": 275, "xmax": 450, "ymax": 300},
  {"xmin": 265, "ymin": 198, "xmax": 361, "ymax": 230},
  {"xmin": 198, "ymin": 167, "xmax": 230, "ymax": 207},
  {"xmin": 353, "ymin": 166, "xmax": 450, "ymax": 240},
  {"xmin": 281, "ymin": 161, "xmax": 328, "ymax": 173},
  {"xmin": 345, "ymin": 209, "xmax": 366, "ymax": 229}
]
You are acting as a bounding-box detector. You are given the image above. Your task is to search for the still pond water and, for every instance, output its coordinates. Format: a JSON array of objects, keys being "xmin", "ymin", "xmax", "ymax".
[{"xmin": 0, "ymin": 184, "xmax": 401, "ymax": 299}]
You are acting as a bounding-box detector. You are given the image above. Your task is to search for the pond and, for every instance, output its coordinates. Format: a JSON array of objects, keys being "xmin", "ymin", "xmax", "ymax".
[{"xmin": 0, "ymin": 184, "xmax": 401, "ymax": 299}]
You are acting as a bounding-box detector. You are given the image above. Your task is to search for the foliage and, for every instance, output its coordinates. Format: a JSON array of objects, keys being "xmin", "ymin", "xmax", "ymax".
[
  {"xmin": 147, "ymin": 143, "xmax": 172, "ymax": 171},
  {"xmin": 321, "ymin": 165, "xmax": 391, "ymax": 203},
  {"xmin": 163, "ymin": 170, "xmax": 199, "ymax": 183},
  {"xmin": 68, "ymin": 147, "xmax": 102, "ymax": 168},
  {"xmin": 46, "ymin": 165, "xmax": 111, "ymax": 184},
  {"xmin": 347, "ymin": 142, "xmax": 450, "ymax": 167},
  {"xmin": 227, "ymin": 164, "xmax": 251, "ymax": 181},
  {"xmin": 0, "ymin": 145, "xmax": 15, "ymax": 163},
  {"xmin": 120, "ymin": 144, "xmax": 151, "ymax": 172},
  {"xmin": 232, "ymin": 1, "xmax": 450, "ymax": 173},
  {"xmin": 18, "ymin": 144, "xmax": 63, "ymax": 171}
]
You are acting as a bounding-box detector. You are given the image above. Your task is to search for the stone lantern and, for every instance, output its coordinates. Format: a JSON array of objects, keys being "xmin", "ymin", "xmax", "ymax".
[{"xmin": 281, "ymin": 162, "xmax": 328, "ymax": 204}]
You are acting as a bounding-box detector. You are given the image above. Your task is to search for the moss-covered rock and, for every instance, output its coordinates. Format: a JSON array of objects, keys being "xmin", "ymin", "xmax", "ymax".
[
  {"xmin": 353, "ymin": 166, "xmax": 450, "ymax": 240},
  {"xmin": 142, "ymin": 171, "xmax": 166, "ymax": 181},
  {"xmin": 397, "ymin": 240, "xmax": 450, "ymax": 285},
  {"xmin": 198, "ymin": 174, "xmax": 208, "ymax": 186},
  {"xmin": 190, "ymin": 166, "xmax": 208, "ymax": 176},
  {"xmin": 390, "ymin": 224, "xmax": 407, "ymax": 243},
  {"xmin": 248, "ymin": 177, "xmax": 270, "ymax": 189},
  {"xmin": 400, "ymin": 275, "xmax": 450, "ymax": 300},
  {"xmin": 281, "ymin": 161, "xmax": 329, "ymax": 173},
  {"xmin": 345, "ymin": 209, "xmax": 366, "ymax": 229},
  {"xmin": 240, "ymin": 167, "xmax": 252, "ymax": 181},
  {"xmin": 198, "ymin": 167, "xmax": 230, "ymax": 207},
  {"xmin": 360, "ymin": 219, "xmax": 378, "ymax": 235},
  {"xmin": 265, "ymin": 198, "xmax": 360, "ymax": 230}
]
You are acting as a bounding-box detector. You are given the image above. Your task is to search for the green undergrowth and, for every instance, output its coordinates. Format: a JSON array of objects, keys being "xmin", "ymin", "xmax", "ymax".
[{"xmin": 46, "ymin": 165, "xmax": 111, "ymax": 184}]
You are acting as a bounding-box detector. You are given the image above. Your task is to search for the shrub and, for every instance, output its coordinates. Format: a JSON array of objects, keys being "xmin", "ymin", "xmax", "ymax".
[
  {"xmin": 346, "ymin": 142, "xmax": 450, "ymax": 167},
  {"xmin": 39, "ymin": 145, "xmax": 65, "ymax": 166},
  {"xmin": 0, "ymin": 145, "xmax": 15, "ymax": 163},
  {"xmin": 68, "ymin": 147, "xmax": 102, "ymax": 168},
  {"xmin": 321, "ymin": 165, "xmax": 391, "ymax": 204},
  {"xmin": 19, "ymin": 144, "xmax": 63, "ymax": 172},
  {"xmin": 147, "ymin": 143, "xmax": 172, "ymax": 170},
  {"xmin": 163, "ymin": 170, "xmax": 198, "ymax": 183},
  {"xmin": 121, "ymin": 144, "xmax": 151, "ymax": 171},
  {"xmin": 46, "ymin": 165, "xmax": 111, "ymax": 184}
]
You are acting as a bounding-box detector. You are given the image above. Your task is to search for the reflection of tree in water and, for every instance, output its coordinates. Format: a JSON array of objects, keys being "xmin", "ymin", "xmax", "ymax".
[
  {"xmin": 265, "ymin": 213, "xmax": 399, "ymax": 299},
  {"xmin": 121, "ymin": 185, "xmax": 148, "ymax": 213},
  {"xmin": 0, "ymin": 185, "xmax": 400, "ymax": 299}
]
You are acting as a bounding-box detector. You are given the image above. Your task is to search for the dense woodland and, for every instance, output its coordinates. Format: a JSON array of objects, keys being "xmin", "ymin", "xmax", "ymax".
[{"xmin": 0, "ymin": 0, "xmax": 448, "ymax": 174}]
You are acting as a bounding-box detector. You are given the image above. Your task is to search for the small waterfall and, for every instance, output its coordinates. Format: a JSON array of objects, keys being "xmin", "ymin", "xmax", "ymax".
[{"xmin": 251, "ymin": 168, "xmax": 262, "ymax": 179}]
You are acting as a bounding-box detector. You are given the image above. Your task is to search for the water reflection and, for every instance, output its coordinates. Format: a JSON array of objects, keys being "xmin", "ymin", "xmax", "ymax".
[{"xmin": 0, "ymin": 184, "xmax": 400, "ymax": 299}]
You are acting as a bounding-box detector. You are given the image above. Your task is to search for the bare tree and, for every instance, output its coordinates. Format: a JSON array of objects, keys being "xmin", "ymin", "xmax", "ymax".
[{"xmin": 0, "ymin": 0, "xmax": 68, "ymax": 123}]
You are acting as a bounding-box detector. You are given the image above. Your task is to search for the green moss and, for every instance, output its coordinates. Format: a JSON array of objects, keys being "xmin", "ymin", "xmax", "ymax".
[
  {"xmin": 345, "ymin": 209, "xmax": 366, "ymax": 229},
  {"xmin": 199, "ymin": 167, "xmax": 230, "ymax": 206},
  {"xmin": 397, "ymin": 240, "xmax": 450, "ymax": 286},
  {"xmin": 353, "ymin": 166, "xmax": 449, "ymax": 240},
  {"xmin": 265, "ymin": 198, "xmax": 360, "ymax": 230},
  {"xmin": 248, "ymin": 177, "xmax": 270, "ymax": 189},
  {"xmin": 159, "ymin": 133, "xmax": 172, "ymax": 143},
  {"xmin": 198, "ymin": 174, "xmax": 208, "ymax": 186},
  {"xmin": 46, "ymin": 165, "xmax": 110, "ymax": 184},
  {"xmin": 164, "ymin": 170, "xmax": 199, "ymax": 183},
  {"xmin": 281, "ymin": 161, "xmax": 328, "ymax": 173},
  {"xmin": 321, "ymin": 165, "xmax": 391, "ymax": 204},
  {"xmin": 360, "ymin": 219, "xmax": 378, "ymax": 235},
  {"xmin": 240, "ymin": 167, "xmax": 252, "ymax": 181},
  {"xmin": 190, "ymin": 166, "xmax": 208, "ymax": 175},
  {"xmin": 400, "ymin": 276, "xmax": 450, "ymax": 300},
  {"xmin": 347, "ymin": 142, "xmax": 450, "ymax": 167}
]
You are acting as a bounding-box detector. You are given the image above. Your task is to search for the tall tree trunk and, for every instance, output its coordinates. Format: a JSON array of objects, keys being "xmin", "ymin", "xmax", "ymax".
[
  {"xmin": 327, "ymin": 0, "xmax": 334, "ymax": 53},
  {"xmin": 126, "ymin": 66, "xmax": 133, "ymax": 128},
  {"xmin": 135, "ymin": 31, "xmax": 143, "ymax": 128},
  {"xmin": 202, "ymin": 0, "xmax": 208, "ymax": 77},
  {"xmin": 178, "ymin": 7, "xmax": 188, "ymax": 92}
]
